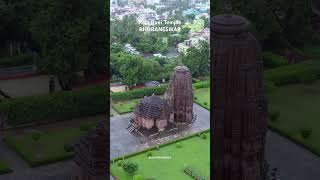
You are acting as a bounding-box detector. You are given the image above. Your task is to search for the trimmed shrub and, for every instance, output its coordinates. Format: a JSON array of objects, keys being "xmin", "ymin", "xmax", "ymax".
[
  {"xmin": 176, "ymin": 142, "xmax": 182, "ymax": 148},
  {"xmin": 262, "ymin": 52, "xmax": 288, "ymax": 69},
  {"xmin": 268, "ymin": 110, "xmax": 280, "ymax": 122},
  {"xmin": 301, "ymin": 128, "xmax": 312, "ymax": 139},
  {"xmin": 64, "ymin": 144, "xmax": 74, "ymax": 152},
  {"xmin": 194, "ymin": 97, "xmax": 197, "ymax": 100},
  {"xmin": 203, "ymin": 102, "xmax": 208, "ymax": 106},
  {"xmin": 122, "ymin": 161, "xmax": 138, "ymax": 175},
  {"xmin": 117, "ymin": 160, "xmax": 123, "ymax": 167},
  {"xmin": 201, "ymin": 134, "xmax": 207, "ymax": 139},
  {"xmin": 0, "ymin": 85, "xmax": 107, "ymax": 126},
  {"xmin": 192, "ymin": 81, "xmax": 209, "ymax": 89},
  {"xmin": 0, "ymin": 161, "xmax": 12, "ymax": 174},
  {"xmin": 264, "ymin": 80, "xmax": 276, "ymax": 93},
  {"xmin": 147, "ymin": 151, "xmax": 152, "ymax": 157},
  {"xmin": 111, "ymin": 85, "xmax": 167, "ymax": 101},
  {"xmin": 264, "ymin": 60, "xmax": 320, "ymax": 86},
  {"xmin": 31, "ymin": 131, "xmax": 42, "ymax": 142},
  {"xmin": 0, "ymin": 54, "xmax": 35, "ymax": 68}
]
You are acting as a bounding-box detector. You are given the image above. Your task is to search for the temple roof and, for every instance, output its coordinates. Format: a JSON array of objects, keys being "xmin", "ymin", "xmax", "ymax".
[
  {"xmin": 174, "ymin": 65, "xmax": 189, "ymax": 71},
  {"xmin": 134, "ymin": 95, "xmax": 173, "ymax": 120}
]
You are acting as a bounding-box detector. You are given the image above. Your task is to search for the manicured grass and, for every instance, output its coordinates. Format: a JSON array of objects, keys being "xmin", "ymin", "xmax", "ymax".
[
  {"xmin": 111, "ymin": 99, "xmax": 140, "ymax": 114},
  {"xmin": 193, "ymin": 88, "xmax": 210, "ymax": 110},
  {"xmin": 268, "ymin": 80, "xmax": 320, "ymax": 155},
  {"xmin": 3, "ymin": 124, "xmax": 95, "ymax": 167},
  {"xmin": 0, "ymin": 160, "xmax": 12, "ymax": 174},
  {"xmin": 111, "ymin": 131, "xmax": 210, "ymax": 180},
  {"xmin": 301, "ymin": 45, "xmax": 320, "ymax": 58}
]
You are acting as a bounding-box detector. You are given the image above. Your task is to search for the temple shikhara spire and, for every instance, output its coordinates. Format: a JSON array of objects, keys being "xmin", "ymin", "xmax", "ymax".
[{"xmin": 211, "ymin": 1, "xmax": 268, "ymax": 179}]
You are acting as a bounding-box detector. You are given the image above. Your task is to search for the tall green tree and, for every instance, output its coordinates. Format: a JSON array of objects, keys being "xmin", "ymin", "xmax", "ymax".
[
  {"xmin": 117, "ymin": 53, "xmax": 144, "ymax": 85},
  {"xmin": 181, "ymin": 41, "xmax": 209, "ymax": 78},
  {"xmin": 30, "ymin": 0, "xmax": 106, "ymax": 90}
]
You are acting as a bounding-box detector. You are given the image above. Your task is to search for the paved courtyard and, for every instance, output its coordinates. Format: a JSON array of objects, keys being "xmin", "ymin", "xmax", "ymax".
[
  {"xmin": 0, "ymin": 75, "xmax": 61, "ymax": 98},
  {"xmin": 266, "ymin": 131, "xmax": 320, "ymax": 180},
  {"xmin": 110, "ymin": 103, "xmax": 210, "ymax": 159}
]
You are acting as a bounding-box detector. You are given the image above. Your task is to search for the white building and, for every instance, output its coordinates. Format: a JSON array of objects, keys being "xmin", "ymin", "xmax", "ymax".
[{"xmin": 147, "ymin": 0, "xmax": 160, "ymax": 6}]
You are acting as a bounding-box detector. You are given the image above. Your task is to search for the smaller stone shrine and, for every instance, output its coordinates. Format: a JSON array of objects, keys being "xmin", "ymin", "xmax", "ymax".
[
  {"xmin": 131, "ymin": 95, "xmax": 174, "ymax": 132},
  {"xmin": 128, "ymin": 65, "xmax": 195, "ymax": 137}
]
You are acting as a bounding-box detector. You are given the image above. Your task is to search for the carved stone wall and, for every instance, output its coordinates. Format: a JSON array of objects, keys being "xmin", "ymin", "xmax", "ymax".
[
  {"xmin": 71, "ymin": 122, "xmax": 107, "ymax": 180},
  {"xmin": 165, "ymin": 66, "xmax": 193, "ymax": 123},
  {"xmin": 211, "ymin": 13, "xmax": 268, "ymax": 180}
]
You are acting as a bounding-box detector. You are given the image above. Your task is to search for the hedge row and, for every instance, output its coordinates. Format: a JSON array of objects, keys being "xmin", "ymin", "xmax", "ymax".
[
  {"xmin": 184, "ymin": 166, "xmax": 206, "ymax": 180},
  {"xmin": 0, "ymin": 85, "xmax": 107, "ymax": 126},
  {"xmin": 192, "ymin": 81, "xmax": 210, "ymax": 89},
  {"xmin": 264, "ymin": 60, "xmax": 320, "ymax": 86},
  {"xmin": 262, "ymin": 52, "xmax": 288, "ymax": 69},
  {"xmin": 0, "ymin": 161, "xmax": 12, "ymax": 175},
  {"xmin": 0, "ymin": 54, "xmax": 35, "ymax": 68},
  {"xmin": 111, "ymin": 85, "xmax": 168, "ymax": 101}
]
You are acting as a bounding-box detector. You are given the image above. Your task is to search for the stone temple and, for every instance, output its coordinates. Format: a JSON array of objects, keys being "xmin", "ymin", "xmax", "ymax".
[
  {"xmin": 211, "ymin": 6, "xmax": 268, "ymax": 180},
  {"xmin": 128, "ymin": 65, "xmax": 194, "ymax": 136}
]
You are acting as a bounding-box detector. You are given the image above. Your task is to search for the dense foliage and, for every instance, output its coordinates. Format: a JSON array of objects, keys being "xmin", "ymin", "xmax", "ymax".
[
  {"xmin": 111, "ymin": 52, "xmax": 179, "ymax": 84},
  {"xmin": 181, "ymin": 41, "xmax": 209, "ymax": 78},
  {"xmin": 111, "ymin": 85, "xmax": 168, "ymax": 101},
  {"xmin": 214, "ymin": 0, "xmax": 316, "ymax": 50},
  {"xmin": 0, "ymin": 0, "xmax": 107, "ymax": 89}
]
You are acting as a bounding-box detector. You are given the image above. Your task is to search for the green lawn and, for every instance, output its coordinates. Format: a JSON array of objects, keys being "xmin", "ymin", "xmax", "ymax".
[
  {"xmin": 301, "ymin": 45, "xmax": 320, "ymax": 58},
  {"xmin": 193, "ymin": 88, "xmax": 210, "ymax": 110},
  {"xmin": 3, "ymin": 123, "xmax": 96, "ymax": 167},
  {"xmin": 111, "ymin": 131, "xmax": 210, "ymax": 180},
  {"xmin": 111, "ymin": 99, "xmax": 140, "ymax": 114},
  {"xmin": 268, "ymin": 80, "xmax": 320, "ymax": 155},
  {"xmin": 0, "ymin": 160, "xmax": 12, "ymax": 174}
]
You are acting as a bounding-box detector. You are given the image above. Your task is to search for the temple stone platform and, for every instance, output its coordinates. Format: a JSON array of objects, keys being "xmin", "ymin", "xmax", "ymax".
[{"xmin": 110, "ymin": 103, "xmax": 210, "ymax": 159}]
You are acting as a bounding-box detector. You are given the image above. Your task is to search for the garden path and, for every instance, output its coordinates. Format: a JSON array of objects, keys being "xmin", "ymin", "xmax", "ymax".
[{"xmin": 110, "ymin": 107, "xmax": 120, "ymax": 117}]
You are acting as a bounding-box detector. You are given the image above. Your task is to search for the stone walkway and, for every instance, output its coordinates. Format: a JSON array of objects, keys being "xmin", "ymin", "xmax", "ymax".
[
  {"xmin": 110, "ymin": 103, "xmax": 210, "ymax": 159},
  {"xmin": 110, "ymin": 107, "xmax": 119, "ymax": 117},
  {"xmin": 266, "ymin": 131, "xmax": 320, "ymax": 180}
]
